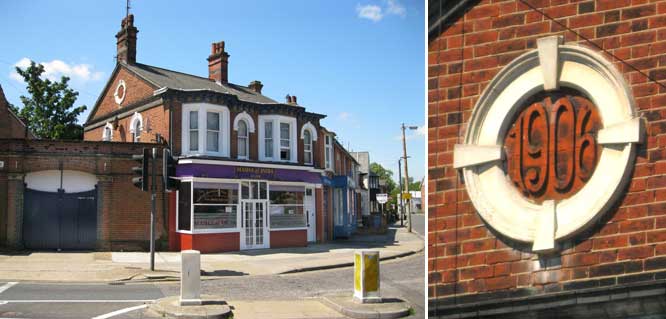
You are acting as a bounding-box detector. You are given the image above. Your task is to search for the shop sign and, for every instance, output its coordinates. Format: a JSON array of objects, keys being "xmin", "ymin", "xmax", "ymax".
[{"xmin": 234, "ymin": 167, "xmax": 275, "ymax": 179}]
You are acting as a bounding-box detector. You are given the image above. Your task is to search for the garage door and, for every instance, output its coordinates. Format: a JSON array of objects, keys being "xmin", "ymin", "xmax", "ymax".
[{"xmin": 23, "ymin": 188, "xmax": 97, "ymax": 250}]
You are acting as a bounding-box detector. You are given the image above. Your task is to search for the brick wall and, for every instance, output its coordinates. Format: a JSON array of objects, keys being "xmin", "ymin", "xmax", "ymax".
[
  {"xmin": 88, "ymin": 67, "xmax": 157, "ymax": 123},
  {"xmin": 0, "ymin": 139, "xmax": 166, "ymax": 250},
  {"xmin": 0, "ymin": 86, "xmax": 32, "ymax": 139},
  {"xmin": 429, "ymin": 0, "xmax": 666, "ymax": 306}
]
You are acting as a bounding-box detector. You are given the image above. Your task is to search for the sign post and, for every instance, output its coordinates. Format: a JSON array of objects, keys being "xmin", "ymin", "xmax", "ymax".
[{"xmin": 377, "ymin": 193, "xmax": 388, "ymax": 222}]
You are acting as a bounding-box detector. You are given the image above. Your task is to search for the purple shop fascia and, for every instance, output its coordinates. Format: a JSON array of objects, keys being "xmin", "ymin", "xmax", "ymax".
[{"xmin": 172, "ymin": 158, "xmax": 324, "ymax": 251}]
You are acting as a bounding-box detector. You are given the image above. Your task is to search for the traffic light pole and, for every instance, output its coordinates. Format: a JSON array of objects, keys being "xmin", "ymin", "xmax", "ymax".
[{"xmin": 150, "ymin": 147, "xmax": 156, "ymax": 271}]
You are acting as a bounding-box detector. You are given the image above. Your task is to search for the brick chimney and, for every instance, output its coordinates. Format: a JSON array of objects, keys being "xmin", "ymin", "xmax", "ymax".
[
  {"xmin": 248, "ymin": 81, "xmax": 263, "ymax": 94},
  {"xmin": 115, "ymin": 14, "xmax": 138, "ymax": 64},
  {"xmin": 208, "ymin": 41, "xmax": 230, "ymax": 84},
  {"xmin": 285, "ymin": 95, "xmax": 298, "ymax": 105}
]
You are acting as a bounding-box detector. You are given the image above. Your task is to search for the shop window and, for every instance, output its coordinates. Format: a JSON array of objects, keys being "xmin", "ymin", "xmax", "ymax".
[
  {"xmin": 237, "ymin": 120, "xmax": 248, "ymax": 159},
  {"xmin": 303, "ymin": 130, "xmax": 313, "ymax": 165},
  {"xmin": 269, "ymin": 185, "xmax": 305, "ymax": 228},
  {"xmin": 192, "ymin": 182, "xmax": 238, "ymax": 230},
  {"xmin": 178, "ymin": 181, "xmax": 192, "ymax": 231},
  {"xmin": 334, "ymin": 188, "xmax": 344, "ymax": 226},
  {"xmin": 241, "ymin": 181, "xmax": 268, "ymax": 200}
]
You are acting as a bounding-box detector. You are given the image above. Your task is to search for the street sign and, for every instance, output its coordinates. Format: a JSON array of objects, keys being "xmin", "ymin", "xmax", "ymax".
[
  {"xmin": 377, "ymin": 193, "xmax": 388, "ymax": 204},
  {"xmin": 402, "ymin": 192, "xmax": 412, "ymax": 200}
]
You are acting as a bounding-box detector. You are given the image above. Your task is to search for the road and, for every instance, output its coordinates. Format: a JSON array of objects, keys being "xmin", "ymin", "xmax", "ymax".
[
  {"xmin": 410, "ymin": 213, "xmax": 425, "ymax": 238},
  {"xmin": 0, "ymin": 253, "xmax": 424, "ymax": 318}
]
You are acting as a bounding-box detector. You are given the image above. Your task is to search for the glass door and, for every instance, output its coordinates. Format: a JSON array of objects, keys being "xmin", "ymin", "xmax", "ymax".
[{"xmin": 241, "ymin": 200, "xmax": 269, "ymax": 249}]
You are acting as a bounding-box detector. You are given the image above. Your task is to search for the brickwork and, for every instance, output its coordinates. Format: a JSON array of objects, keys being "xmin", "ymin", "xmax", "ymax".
[
  {"xmin": 429, "ymin": 0, "xmax": 666, "ymax": 306},
  {"xmin": 0, "ymin": 139, "xmax": 166, "ymax": 250},
  {"xmin": 0, "ymin": 86, "xmax": 32, "ymax": 139},
  {"xmin": 86, "ymin": 67, "xmax": 157, "ymax": 124}
]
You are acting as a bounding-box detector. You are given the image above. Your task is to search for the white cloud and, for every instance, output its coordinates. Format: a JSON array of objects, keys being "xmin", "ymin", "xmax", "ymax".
[
  {"xmin": 356, "ymin": 1, "xmax": 406, "ymax": 22},
  {"xmin": 386, "ymin": 0, "xmax": 406, "ymax": 17},
  {"xmin": 9, "ymin": 57, "xmax": 103, "ymax": 83},
  {"xmin": 338, "ymin": 111, "xmax": 352, "ymax": 121},
  {"xmin": 357, "ymin": 4, "xmax": 383, "ymax": 22}
]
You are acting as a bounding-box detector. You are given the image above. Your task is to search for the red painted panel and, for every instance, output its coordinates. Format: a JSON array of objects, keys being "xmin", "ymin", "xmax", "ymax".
[{"xmin": 270, "ymin": 229, "xmax": 307, "ymax": 248}]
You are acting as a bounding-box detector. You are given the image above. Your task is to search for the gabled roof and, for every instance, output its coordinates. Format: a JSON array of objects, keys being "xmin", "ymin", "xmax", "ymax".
[
  {"xmin": 86, "ymin": 61, "xmax": 281, "ymax": 124},
  {"xmin": 124, "ymin": 62, "xmax": 278, "ymax": 104}
]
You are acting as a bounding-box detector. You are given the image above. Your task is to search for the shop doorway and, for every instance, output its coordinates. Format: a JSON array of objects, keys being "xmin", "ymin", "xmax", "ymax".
[
  {"xmin": 241, "ymin": 200, "xmax": 269, "ymax": 249},
  {"xmin": 305, "ymin": 187, "xmax": 316, "ymax": 242}
]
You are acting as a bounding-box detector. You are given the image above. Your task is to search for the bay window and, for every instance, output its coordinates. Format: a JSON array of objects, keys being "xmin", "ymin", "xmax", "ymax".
[
  {"xmin": 265, "ymin": 122, "xmax": 273, "ymax": 158},
  {"xmin": 182, "ymin": 103, "xmax": 230, "ymax": 157},
  {"xmin": 280, "ymin": 123, "xmax": 290, "ymax": 161},
  {"xmin": 206, "ymin": 112, "xmax": 220, "ymax": 152},
  {"xmin": 259, "ymin": 115, "xmax": 297, "ymax": 162}
]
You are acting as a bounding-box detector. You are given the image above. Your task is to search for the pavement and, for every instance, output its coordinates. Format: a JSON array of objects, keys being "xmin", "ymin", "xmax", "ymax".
[
  {"xmin": 0, "ymin": 253, "xmax": 425, "ymax": 318},
  {"xmin": 0, "ymin": 225, "xmax": 423, "ymax": 283}
]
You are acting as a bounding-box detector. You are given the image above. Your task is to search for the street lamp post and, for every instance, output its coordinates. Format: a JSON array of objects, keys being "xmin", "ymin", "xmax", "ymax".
[{"xmin": 401, "ymin": 123, "xmax": 418, "ymax": 233}]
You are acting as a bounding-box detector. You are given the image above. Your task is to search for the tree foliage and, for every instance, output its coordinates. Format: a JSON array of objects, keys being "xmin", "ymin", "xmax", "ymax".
[
  {"xmin": 370, "ymin": 162, "xmax": 397, "ymax": 192},
  {"xmin": 13, "ymin": 60, "xmax": 86, "ymax": 139}
]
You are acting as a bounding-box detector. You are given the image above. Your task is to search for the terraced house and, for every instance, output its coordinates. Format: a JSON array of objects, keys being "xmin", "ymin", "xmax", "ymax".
[{"xmin": 83, "ymin": 15, "xmax": 367, "ymax": 252}]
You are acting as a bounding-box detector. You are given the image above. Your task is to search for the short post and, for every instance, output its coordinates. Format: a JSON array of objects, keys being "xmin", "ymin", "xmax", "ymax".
[
  {"xmin": 353, "ymin": 250, "xmax": 381, "ymax": 303},
  {"xmin": 180, "ymin": 250, "xmax": 202, "ymax": 306}
]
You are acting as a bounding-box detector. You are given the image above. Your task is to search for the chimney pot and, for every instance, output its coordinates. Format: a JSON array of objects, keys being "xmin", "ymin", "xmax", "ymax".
[
  {"xmin": 292, "ymin": 96, "xmax": 297, "ymax": 105},
  {"xmin": 285, "ymin": 94, "xmax": 292, "ymax": 103}
]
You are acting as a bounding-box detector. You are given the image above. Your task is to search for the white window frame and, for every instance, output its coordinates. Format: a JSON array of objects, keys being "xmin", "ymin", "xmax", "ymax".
[
  {"xmin": 279, "ymin": 122, "xmax": 291, "ymax": 161},
  {"xmin": 102, "ymin": 122, "xmax": 114, "ymax": 141},
  {"xmin": 129, "ymin": 112, "xmax": 143, "ymax": 143},
  {"xmin": 325, "ymin": 135, "xmax": 333, "ymax": 171},
  {"xmin": 300, "ymin": 122, "xmax": 318, "ymax": 166},
  {"xmin": 236, "ymin": 119, "xmax": 249, "ymax": 160},
  {"xmin": 303, "ymin": 130, "xmax": 313, "ymax": 165},
  {"xmin": 258, "ymin": 115, "xmax": 297, "ymax": 163},
  {"xmin": 181, "ymin": 103, "xmax": 230, "ymax": 157}
]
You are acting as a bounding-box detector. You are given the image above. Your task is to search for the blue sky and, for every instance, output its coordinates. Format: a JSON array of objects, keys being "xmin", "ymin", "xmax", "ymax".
[{"xmin": 0, "ymin": 0, "xmax": 425, "ymax": 182}]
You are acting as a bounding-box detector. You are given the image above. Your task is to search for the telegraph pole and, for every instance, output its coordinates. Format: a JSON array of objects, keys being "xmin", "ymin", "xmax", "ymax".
[
  {"xmin": 150, "ymin": 147, "xmax": 156, "ymax": 271},
  {"xmin": 398, "ymin": 158, "xmax": 404, "ymax": 227},
  {"xmin": 401, "ymin": 123, "xmax": 417, "ymax": 233}
]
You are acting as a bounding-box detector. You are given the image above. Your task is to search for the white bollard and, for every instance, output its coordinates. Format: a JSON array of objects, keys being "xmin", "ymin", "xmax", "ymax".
[
  {"xmin": 180, "ymin": 250, "xmax": 202, "ymax": 306},
  {"xmin": 353, "ymin": 250, "xmax": 381, "ymax": 303}
]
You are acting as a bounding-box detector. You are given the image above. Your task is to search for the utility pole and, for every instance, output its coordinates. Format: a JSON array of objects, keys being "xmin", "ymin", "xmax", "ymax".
[
  {"xmin": 150, "ymin": 147, "xmax": 156, "ymax": 271},
  {"xmin": 398, "ymin": 158, "xmax": 404, "ymax": 227},
  {"xmin": 401, "ymin": 123, "xmax": 418, "ymax": 233}
]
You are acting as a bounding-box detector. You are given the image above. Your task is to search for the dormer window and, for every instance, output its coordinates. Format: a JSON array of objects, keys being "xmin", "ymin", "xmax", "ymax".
[
  {"xmin": 182, "ymin": 103, "xmax": 230, "ymax": 157},
  {"xmin": 259, "ymin": 115, "xmax": 297, "ymax": 163}
]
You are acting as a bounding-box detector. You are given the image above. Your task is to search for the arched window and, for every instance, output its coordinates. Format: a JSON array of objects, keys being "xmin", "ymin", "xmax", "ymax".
[
  {"xmin": 129, "ymin": 112, "xmax": 143, "ymax": 143},
  {"xmin": 237, "ymin": 120, "xmax": 248, "ymax": 159},
  {"xmin": 102, "ymin": 122, "xmax": 114, "ymax": 141},
  {"xmin": 303, "ymin": 130, "xmax": 313, "ymax": 165},
  {"xmin": 132, "ymin": 120, "xmax": 141, "ymax": 142}
]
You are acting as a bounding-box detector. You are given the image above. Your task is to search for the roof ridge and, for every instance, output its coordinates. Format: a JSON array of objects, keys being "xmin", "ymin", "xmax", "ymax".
[{"xmin": 133, "ymin": 62, "xmax": 252, "ymax": 89}]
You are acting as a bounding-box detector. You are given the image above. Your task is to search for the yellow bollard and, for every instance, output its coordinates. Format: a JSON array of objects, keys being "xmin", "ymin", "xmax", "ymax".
[{"xmin": 353, "ymin": 250, "xmax": 381, "ymax": 303}]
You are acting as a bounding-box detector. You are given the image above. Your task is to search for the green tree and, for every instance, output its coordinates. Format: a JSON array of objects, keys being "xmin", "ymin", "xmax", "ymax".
[
  {"xmin": 13, "ymin": 60, "xmax": 87, "ymax": 139},
  {"xmin": 370, "ymin": 162, "xmax": 397, "ymax": 192}
]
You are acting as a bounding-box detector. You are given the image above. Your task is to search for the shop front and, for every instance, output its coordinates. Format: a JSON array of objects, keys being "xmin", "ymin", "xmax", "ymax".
[{"xmin": 168, "ymin": 160, "xmax": 322, "ymax": 253}]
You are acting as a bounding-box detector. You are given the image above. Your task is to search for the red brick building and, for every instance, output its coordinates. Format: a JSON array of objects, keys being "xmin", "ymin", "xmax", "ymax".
[
  {"xmin": 429, "ymin": 0, "xmax": 666, "ymax": 317},
  {"xmin": 80, "ymin": 15, "xmax": 360, "ymax": 252}
]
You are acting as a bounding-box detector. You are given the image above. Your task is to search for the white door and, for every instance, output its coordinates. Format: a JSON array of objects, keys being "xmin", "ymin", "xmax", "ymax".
[
  {"xmin": 305, "ymin": 187, "xmax": 316, "ymax": 242},
  {"xmin": 241, "ymin": 200, "xmax": 269, "ymax": 249}
]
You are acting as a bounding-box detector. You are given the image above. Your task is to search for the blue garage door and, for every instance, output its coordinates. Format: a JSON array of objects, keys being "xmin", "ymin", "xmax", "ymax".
[{"xmin": 23, "ymin": 189, "xmax": 97, "ymax": 250}]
